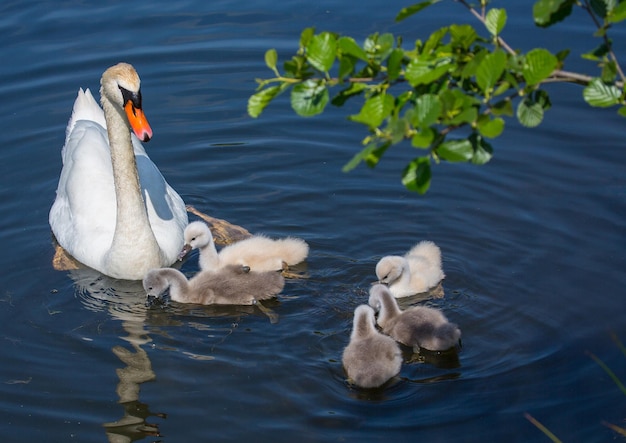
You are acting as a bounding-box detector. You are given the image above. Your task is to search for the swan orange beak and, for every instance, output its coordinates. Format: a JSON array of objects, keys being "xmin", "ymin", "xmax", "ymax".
[{"xmin": 124, "ymin": 100, "xmax": 153, "ymax": 142}]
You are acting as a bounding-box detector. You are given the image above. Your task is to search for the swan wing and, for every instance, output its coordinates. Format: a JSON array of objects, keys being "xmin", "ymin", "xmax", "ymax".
[
  {"xmin": 50, "ymin": 118, "xmax": 117, "ymax": 271},
  {"xmin": 135, "ymin": 138, "xmax": 188, "ymax": 264}
]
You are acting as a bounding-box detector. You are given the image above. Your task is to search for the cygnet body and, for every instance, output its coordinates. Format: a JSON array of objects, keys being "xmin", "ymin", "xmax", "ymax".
[
  {"xmin": 375, "ymin": 240, "xmax": 445, "ymax": 298},
  {"xmin": 368, "ymin": 284, "xmax": 461, "ymax": 351},
  {"xmin": 143, "ymin": 264, "xmax": 284, "ymax": 305},
  {"xmin": 342, "ymin": 304, "xmax": 402, "ymax": 389},
  {"xmin": 179, "ymin": 221, "xmax": 309, "ymax": 272}
]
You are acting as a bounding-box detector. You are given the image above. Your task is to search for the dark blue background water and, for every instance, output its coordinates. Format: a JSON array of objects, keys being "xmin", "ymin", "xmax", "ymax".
[{"xmin": 1, "ymin": 1, "xmax": 624, "ymax": 442}]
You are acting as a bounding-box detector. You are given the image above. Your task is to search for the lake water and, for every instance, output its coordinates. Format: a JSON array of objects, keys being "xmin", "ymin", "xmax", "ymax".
[{"xmin": 1, "ymin": 1, "xmax": 625, "ymax": 442}]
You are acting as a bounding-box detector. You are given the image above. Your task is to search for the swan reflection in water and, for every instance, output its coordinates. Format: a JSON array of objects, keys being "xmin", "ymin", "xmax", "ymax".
[
  {"xmin": 69, "ymin": 268, "xmax": 166, "ymax": 442},
  {"xmin": 67, "ymin": 266, "xmax": 279, "ymax": 442}
]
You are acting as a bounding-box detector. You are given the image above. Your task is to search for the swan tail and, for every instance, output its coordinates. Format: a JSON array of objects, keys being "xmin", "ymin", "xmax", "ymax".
[
  {"xmin": 276, "ymin": 238, "xmax": 309, "ymax": 265},
  {"xmin": 65, "ymin": 88, "xmax": 106, "ymax": 145},
  {"xmin": 406, "ymin": 241, "xmax": 441, "ymax": 263}
]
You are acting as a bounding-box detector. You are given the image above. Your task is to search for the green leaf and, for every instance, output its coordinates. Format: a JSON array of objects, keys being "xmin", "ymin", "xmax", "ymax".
[
  {"xmin": 583, "ymin": 78, "xmax": 622, "ymax": 107},
  {"xmin": 617, "ymin": 106, "xmax": 626, "ymax": 117},
  {"xmin": 291, "ymin": 79, "xmax": 329, "ymax": 116},
  {"xmin": 422, "ymin": 27, "xmax": 449, "ymax": 55},
  {"xmin": 485, "ymin": 8, "xmax": 507, "ymax": 36},
  {"xmin": 601, "ymin": 61, "xmax": 618, "ymax": 83},
  {"xmin": 491, "ymin": 99, "xmax": 514, "ymax": 117},
  {"xmin": 396, "ymin": 0, "xmax": 441, "ymax": 22},
  {"xmin": 387, "ymin": 116, "xmax": 410, "ymax": 144},
  {"xmin": 338, "ymin": 36, "xmax": 368, "ymax": 61},
  {"xmin": 437, "ymin": 138, "xmax": 474, "ymax": 162},
  {"xmin": 342, "ymin": 142, "xmax": 377, "ymax": 172},
  {"xmin": 413, "ymin": 94, "xmax": 442, "ymax": 128},
  {"xmin": 405, "ymin": 57, "xmax": 452, "ymax": 86},
  {"xmin": 300, "ymin": 27, "xmax": 315, "ymax": 50},
  {"xmin": 349, "ymin": 93, "xmax": 395, "ymax": 128},
  {"xmin": 364, "ymin": 142, "xmax": 391, "ymax": 168},
  {"xmin": 283, "ymin": 55, "xmax": 309, "ymax": 78},
  {"xmin": 581, "ymin": 42, "xmax": 610, "ymax": 61},
  {"xmin": 590, "ymin": 0, "xmax": 611, "ymax": 18},
  {"xmin": 449, "ymin": 24, "xmax": 478, "ymax": 50},
  {"xmin": 469, "ymin": 133, "xmax": 494, "ymax": 165},
  {"xmin": 516, "ymin": 97, "xmax": 544, "ymax": 127},
  {"xmin": 338, "ymin": 55, "xmax": 356, "ymax": 80},
  {"xmin": 476, "ymin": 49, "xmax": 507, "ymax": 93},
  {"xmin": 523, "ymin": 48, "xmax": 558, "ymax": 85},
  {"xmin": 449, "ymin": 106, "xmax": 477, "ymax": 125},
  {"xmin": 411, "ymin": 127, "xmax": 435, "ymax": 148},
  {"xmin": 477, "ymin": 116, "xmax": 505, "ymax": 138},
  {"xmin": 608, "ymin": 1, "xmax": 626, "ymax": 23},
  {"xmin": 402, "ymin": 157, "xmax": 431, "ymax": 194},
  {"xmin": 248, "ymin": 85, "xmax": 283, "ymax": 118},
  {"xmin": 264, "ymin": 49, "xmax": 278, "ymax": 75},
  {"xmin": 387, "ymin": 48, "xmax": 405, "ymax": 81},
  {"xmin": 306, "ymin": 32, "xmax": 337, "ymax": 72},
  {"xmin": 331, "ymin": 83, "xmax": 367, "ymax": 107},
  {"xmin": 533, "ymin": 0, "xmax": 575, "ymax": 27}
]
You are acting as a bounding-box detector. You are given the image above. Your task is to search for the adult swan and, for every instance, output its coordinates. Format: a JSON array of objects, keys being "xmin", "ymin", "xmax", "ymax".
[{"xmin": 49, "ymin": 63, "xmax": 188, "ymax": 280}]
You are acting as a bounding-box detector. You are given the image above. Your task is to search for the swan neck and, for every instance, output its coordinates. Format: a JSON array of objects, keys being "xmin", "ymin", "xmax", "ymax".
[
  {"xmin": 378, "ymin": 291, "xmax": 402, "ymax": 324},
  {"xmin": 101, "ymin": 91, "xmax": 162, "ymax": 271},
  {"xmin": 163, "ymin": 269, "xmax": 190, "ymax": 302},
  {"xmin": 353, "ymin": 310, "xmax": 374, "ymax": 340},
  {"xmin": 199, "ymin": 238, "xmax": 220, "ymax": 270}
]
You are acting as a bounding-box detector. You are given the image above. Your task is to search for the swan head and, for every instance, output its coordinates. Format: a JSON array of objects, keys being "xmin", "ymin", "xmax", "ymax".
[
  {"xmin": 100, "ymin": 62, "xmax": 153, "ymax": 142},
  {"xmin": 375, "ymin": 255, "xmax": 405, "ymax": 285},
  {"xmin": 178, "ymin": 221, "xmax": 213, "ymax": 261},
  {"xmin": 143, "ymin": 269, "xmax": 170, "ymax": 305}
]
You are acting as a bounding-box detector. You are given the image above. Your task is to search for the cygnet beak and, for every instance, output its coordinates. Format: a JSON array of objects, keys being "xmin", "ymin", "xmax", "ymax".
[{"xmin": 178, "ymin": 244, "xmax": 192, "ymax": 261}]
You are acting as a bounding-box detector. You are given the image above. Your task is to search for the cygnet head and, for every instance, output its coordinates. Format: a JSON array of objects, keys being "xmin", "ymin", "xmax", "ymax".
[
  {"xmin": 178, "ymin": 221, "xmax": 213, "ymax": 261},
  {"xmin": 368, "ymin": 283, "xmax": 391, "ymax": 312},
  {"xmin": 375, "ymin": 256, "xmax": 405, "ymax": 285},
  {"xmin": 143, "ymin": 269, "xmax": 170, "ymax": 305}
]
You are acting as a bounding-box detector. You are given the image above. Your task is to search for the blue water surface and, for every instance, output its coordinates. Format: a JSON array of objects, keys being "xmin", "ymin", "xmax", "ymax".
[{"xmin": 0, "ymin": 1, "xmax": 625, "ymax": 442}]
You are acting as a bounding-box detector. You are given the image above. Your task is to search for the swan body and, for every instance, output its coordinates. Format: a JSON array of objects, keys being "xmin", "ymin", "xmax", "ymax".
[
  {"xmin": 180, "ymin": 221, "xmax": 309, "ymax": 272},
  {"xmin": 368, "ymin": 284, "xmax": 461, "ymax": 351},
  {"xmin": 49, "ymin": 63, "xmax": 188, "ymax": 280},
  {"xmin": 143, "ymin": 265, "xmax": 285, "ymax": 305},
  {"xmin": 375, "ymin": 240, "xmax": 445, "ymax": 298},
  {"xmin": 342, "ymin": 304, "xmax": 402, "ymax": 388}
]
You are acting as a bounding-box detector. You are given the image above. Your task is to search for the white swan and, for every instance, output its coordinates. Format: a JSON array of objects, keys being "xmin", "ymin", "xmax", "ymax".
[
  {"xmin": 342, "ymin": 304, "xmax": 402, "ymax": 388},
  {"xmin": 143, "ymin": 265, "xmax": 285, "ymax": 305},
  {"xmin": 179, "ymin": 221, "xmax": 309, "ymax": 272},
  {"xmin": 375, "ymin": 240, "xmax": 445, "ymax": 298},
  {"xmin": 49, "ymin": 63, "xmax": 188, "ymax": 280},
  {"xmin": 368, "ymin": 284, "xmax": 461, "ymax": 351}
]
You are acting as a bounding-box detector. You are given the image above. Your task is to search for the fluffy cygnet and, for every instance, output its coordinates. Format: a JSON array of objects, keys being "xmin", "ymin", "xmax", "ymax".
[
  {"xmin": 179, "ymin": 221, "xmax": 309, "ymax": 272},
  {"xmin": 375, "ymin": 240, "xmax": 445, "ymax": 298},
  {"xmin": 143, "ymin": 264, "xmax": 284, "ymax": 305},
  {"xmin": 368, "ymin": 284, "xmax": 461, "ymax": 351},
  {"xmin": 342, "ymin": 304, "xmax": 402, "ymax": 389}
]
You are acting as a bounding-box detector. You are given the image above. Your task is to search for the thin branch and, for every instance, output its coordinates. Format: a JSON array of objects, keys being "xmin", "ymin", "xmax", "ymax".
[
  {"xmin": 580, "ymin": 0, "xmax": 626, "ymax": 82},
  {"xmin": 456, "ymin": 0, "xmax": 516, "ymax": 56}
]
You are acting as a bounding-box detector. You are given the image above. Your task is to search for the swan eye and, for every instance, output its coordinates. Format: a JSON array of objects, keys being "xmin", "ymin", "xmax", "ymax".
[{"xmin": 118, "ymin": 85, "xmax": 142, "ymax": 109}]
